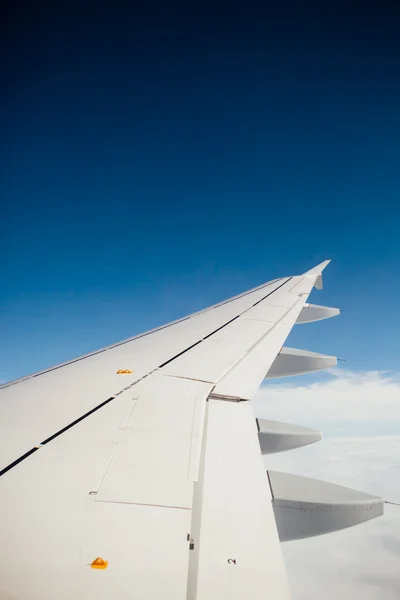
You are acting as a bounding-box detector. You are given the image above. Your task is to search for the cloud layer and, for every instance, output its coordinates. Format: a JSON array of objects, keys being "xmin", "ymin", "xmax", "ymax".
[{"xmin": 252, "ymin": 369, "xmax": 400, "ymax": 600}]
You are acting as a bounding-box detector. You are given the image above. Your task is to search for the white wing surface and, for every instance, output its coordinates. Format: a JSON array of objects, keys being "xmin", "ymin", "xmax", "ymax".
[{"xmin": 0, "ymin": 261, "xmax": 383, "ymax": 600}]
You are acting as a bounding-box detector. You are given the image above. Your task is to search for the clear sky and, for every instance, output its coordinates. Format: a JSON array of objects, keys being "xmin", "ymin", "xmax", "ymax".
[{"xmin": 2, "ymin": 3, "xmax": 400, "ymax": 382}]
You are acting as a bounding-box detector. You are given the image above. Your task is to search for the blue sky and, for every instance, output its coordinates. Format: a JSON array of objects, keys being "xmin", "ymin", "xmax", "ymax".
[{"xmin": 1, "ymin": 4, "xmax": 400, "ymax": 381}]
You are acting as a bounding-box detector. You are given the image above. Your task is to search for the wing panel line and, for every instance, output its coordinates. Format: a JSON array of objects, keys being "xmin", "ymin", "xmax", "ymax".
[
  {"xmin": 0, "ymin": 447, "xmax": 39, "ymax": 477},
  {"xmin": 0, "ymin": 396, "xmax": 114, "ymax": 478}
]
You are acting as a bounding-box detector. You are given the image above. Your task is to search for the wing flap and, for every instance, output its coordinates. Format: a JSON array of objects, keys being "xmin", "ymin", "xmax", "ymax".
[
  {"xmin": 188, "ymin": 400, "xmax": 291, "ymax": 600},
  {"xmin": 212, "ymin": 301, "xmax": 305, "ymax": 400},
  {"xmin": 96, "ymin": 376, "xmax": 212, "ymax": 508},
  {"xmin": 80, "ymin": 502, "xmax": 192, "ymax": 600}
]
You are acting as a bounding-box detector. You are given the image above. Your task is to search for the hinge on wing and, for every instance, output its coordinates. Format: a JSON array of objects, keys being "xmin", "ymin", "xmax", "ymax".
[
  {"xmin": 208, "ymin": 393, "xmax": 247, "ymax": 403},
  {"xmin": 187, "ymin": 534, "xmax": 195, "ymax": 550}
]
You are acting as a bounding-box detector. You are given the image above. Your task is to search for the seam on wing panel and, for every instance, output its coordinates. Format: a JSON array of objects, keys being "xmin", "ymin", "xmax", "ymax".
[
  {"xmin": 94, "ymin": 397, "xmax": 139, "ymax": 494},
  {"xmin": 0, "ymin": 447, "xmax": 39, "ymax": 477},
  {"xmin": 0, "ymin": 397, "xmax": 114, "ymax": 478},
  {"xmin": 202, "ymin": 315, "xmax": 241, "ymax": 340},
  {"xmin": 266, "ymin": 470, "xmax": 274, "ymax": 499},
  {"xmin": 40, "ymin": 396, "xmax": 116, "ymax": 445},
  {"xmin": 242, "ymin": 318, "xmax": 276, "ymax": 323},
  {"xmin": 94, "ymin": 499, "xmax": 192, "ymax": 510},
  {"xmin": 162, "ymin": 374, "xmax": 215, "ymax": 384},
  {"xmin": 158, "ymin": 340, "xmax": 204, "ymax": 369}
]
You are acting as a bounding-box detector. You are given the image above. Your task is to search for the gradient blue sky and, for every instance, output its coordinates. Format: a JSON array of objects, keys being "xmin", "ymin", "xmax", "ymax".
[{"xmin": 1, "ymin": 3, "xmax": 400, "ymax": 382}]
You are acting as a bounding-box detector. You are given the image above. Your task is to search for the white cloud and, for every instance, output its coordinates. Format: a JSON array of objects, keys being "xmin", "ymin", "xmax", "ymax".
[
  {"xmin": 252, "ymin": 369, "xmax": 400, "ymax": 600},
  {"xmin": 254, "ymin": 368, "xmax": 400, "ymax": 432}
]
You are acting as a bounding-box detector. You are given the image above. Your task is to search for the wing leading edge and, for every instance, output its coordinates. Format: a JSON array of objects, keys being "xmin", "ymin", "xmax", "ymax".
[{"xmin": 0, "ymin": 261, "xmax": 383, "ymax": 600}]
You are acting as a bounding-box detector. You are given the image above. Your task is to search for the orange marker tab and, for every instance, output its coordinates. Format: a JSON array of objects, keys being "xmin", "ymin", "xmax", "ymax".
[
  {"xmin": 91, "ymin": 557, "xmax": 108, "ymax": 570},
  {"xmin": 116, "ymin": 369, "xmax": 133, "ymax": 374}
]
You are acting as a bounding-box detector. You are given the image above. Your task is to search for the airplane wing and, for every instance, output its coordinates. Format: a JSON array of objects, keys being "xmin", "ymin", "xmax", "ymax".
[{"xmin": 0, "ymin": 261, "xmax": 383, "ymax": 600}]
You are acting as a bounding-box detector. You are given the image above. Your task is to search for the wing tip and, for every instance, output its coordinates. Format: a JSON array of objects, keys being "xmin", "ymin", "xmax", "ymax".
[{"xmin": 302, "ymin": 260, "xmax": 331, "ymax": 277}]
